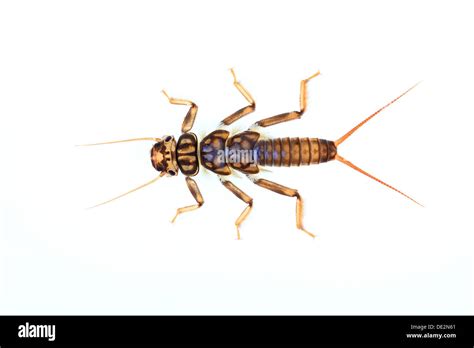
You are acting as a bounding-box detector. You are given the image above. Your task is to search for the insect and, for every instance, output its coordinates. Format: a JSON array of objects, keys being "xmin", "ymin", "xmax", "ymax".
[{"xmin": 79, "ymin": 69, "xmax": 421, "ymax": 239}]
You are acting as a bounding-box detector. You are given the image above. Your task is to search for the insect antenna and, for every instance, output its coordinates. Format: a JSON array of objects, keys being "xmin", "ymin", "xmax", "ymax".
[
  {"xmin": 76, "ymin": 137, "xmax": 161, "ymax": 146},
  {"xmin": 88, "ymin": 172, "xmax": 166, "ymax": 209},
  {"xmin": 334, "ymin": 82, "xmax": 423, "ymax": 206}
]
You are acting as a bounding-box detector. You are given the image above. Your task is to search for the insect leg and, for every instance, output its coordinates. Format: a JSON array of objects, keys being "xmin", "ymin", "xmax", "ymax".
[
  {"xmin": 171, "ymin": 177, "xmax": 204, "ymax": 223},
  {"xmin": 219, "ymin": 68, "xmax": 256, "ymax": 127},
  {"xmin": 247, "ymin": 176, "xmax": 315, "ymax": 238},
  {"xmin": 219, "ymin": 176, "xmax": 253, "ymax": 240},
  {"xmin": 250, "ymin": 71, "xmax": 320, "ymax": 129},
  {"xmin": 162, "ymin": 90, "xmax": 198, "ymax": 133}
]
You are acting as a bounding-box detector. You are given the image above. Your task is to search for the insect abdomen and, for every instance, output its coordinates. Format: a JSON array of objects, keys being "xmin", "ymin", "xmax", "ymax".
[{"xmin": 256, "ymin": 137, "xmax": 337, "ymax": 167}]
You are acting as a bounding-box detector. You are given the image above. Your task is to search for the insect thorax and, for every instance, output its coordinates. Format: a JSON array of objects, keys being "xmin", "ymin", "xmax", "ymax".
[
  {"xmin": 200, "ymin": 130, "xmax": 261, "ymax": 175},
  {"xmin": 176, "ymin": 132, "xmax": 199, "ymax": 176}
]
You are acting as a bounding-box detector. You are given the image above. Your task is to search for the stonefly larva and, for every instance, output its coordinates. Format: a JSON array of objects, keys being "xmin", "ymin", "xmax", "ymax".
[{"xmin": 79, "ymin": 69, "xmax": 421, "ymax": 239}]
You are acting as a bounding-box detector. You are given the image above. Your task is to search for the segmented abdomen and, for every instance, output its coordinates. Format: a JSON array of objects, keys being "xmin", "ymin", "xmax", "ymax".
[{"xmin": 256, "ymin": 137, "xmax": 337, "ymax": 167}]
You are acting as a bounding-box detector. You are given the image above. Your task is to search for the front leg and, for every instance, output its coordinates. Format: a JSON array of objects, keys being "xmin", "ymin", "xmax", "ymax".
[
  {"xmin": 247, "ymin": 176, "xmax": 315, "ymax": 238},
  {"xmin": 162, "ymin": 90, "xmax": 198, "ymax": 133},
  {"xmin": 171, "ymin": 177, "xmax": 204, "ymax": 223}
]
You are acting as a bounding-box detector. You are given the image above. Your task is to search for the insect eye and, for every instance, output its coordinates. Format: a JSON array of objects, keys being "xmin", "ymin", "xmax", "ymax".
[
  {"xmin": 168, "ymin": 170, "xmax": 176, "ymax": 176},
  {"xmin": 165, "ymin": 136, "xmax": 172, "ymax": 142}
]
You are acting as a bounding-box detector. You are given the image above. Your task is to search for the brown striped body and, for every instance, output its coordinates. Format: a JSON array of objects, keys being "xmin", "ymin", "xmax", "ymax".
[
  {"xmin": 256, "ymin": 137, "xmax": 337, "ymax": 167},
  {"xmin": 198, "ymin": 130, "xmax": 337, "ymax": 176},
  {"xmin": 86, "ymin": 69, "xmax": 420, "ymax": 240}
]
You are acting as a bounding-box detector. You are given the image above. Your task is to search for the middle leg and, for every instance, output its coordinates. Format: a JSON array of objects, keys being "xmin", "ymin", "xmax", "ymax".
[
  {"xmin": 219, "ymin": 68, "xmax": 256, "ymax": 127},
  {"xmin": 219, "ymin": 176, "xmax": 253, "ymax": 240}
]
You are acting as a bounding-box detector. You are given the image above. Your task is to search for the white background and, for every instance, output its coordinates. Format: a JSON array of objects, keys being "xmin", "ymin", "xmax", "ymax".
[{"xmin": 1, "ymin": 0, "xmax": 473, "ymax": 314}]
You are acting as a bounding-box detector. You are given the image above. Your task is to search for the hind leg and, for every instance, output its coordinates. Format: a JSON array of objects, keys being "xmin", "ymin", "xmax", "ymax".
[
  {"xmin": 247, "ymin": 176, "xmax": 314, "ymax": 238},
  {"xmin": 251, "ymin": 71, "xmax": 320, "ymax": 129}
]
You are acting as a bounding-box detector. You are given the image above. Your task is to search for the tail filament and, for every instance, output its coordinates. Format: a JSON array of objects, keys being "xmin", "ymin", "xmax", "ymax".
[
  {"xmin": 336, "ymin": 155, "xmax": 423, "ymax": 206},
  {"xmin": 335, "ymin": 82, "xmax": 421, "ymax": 146},
  {"xmin": 334, "ymin": 83, "xmax": 422, "ymax": 206}
]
